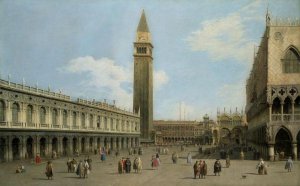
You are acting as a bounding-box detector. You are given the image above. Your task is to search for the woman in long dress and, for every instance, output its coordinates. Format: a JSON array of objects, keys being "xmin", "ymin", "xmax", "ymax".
[{"xmin": 45, "ymin": 161, "xmax": 53, "ymax": 180}]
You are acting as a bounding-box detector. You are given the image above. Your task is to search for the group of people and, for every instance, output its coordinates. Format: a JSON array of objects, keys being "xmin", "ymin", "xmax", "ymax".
[
  {"xmin": 193, "ymin": 160, "xmax": 208, "ymax": 179},
  {"xmin": 66, "ymin": 157, "xmax": 92, "ymax": 178},
  {"xmin": 118, "ymin": 157, "xmax": 142, "ymax": 174}
]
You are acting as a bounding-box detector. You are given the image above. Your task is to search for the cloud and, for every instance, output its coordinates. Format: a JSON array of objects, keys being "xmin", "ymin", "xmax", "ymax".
[
  {"xmin": 186, "ymin": 0, "xmax": 264, "ymax": 62},
  {"xmin": 217, "ymin": 81, "xmax": 246, "ymax": 109},
  {"xmin": 154, "ymin": 70, "xmax": 169, "ymax": 90},
  {"xmin": 60, "ymin": 56, "xmax": 168, "ymax": 108}
]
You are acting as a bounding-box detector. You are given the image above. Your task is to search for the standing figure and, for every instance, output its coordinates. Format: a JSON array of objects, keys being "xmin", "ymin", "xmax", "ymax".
[
  {"xmin": 101, "ymin": 152, "xmax": 106, "ymax": 162},
  {"xmin": 172, "ymin": 152, "xmax": 178, "ymax": 164},
  {"xmin": 67, "ymin": 158, "xmax": 72, "ymax": 173},
  {"xmin": 83, "ymin": 160, "xmax": 90, "ymax": 178},
  {"xmin": 133, "ymin": 157, "xmax": 143, "ymax": 173},
  {"xmin": 125, "ymin": 158, "xmax": 132, "ymax": 173},
  {"xmin": 187, "ymin": 152, "xmax": 192, "ymax": 164},
  {"xmin": 45, "ymin": 161, "xmax": 53, "ymax": 180},
  {"xmin": 151, "ymin": 155, "xmax": 159, "ymax": 169},
  {"xmin": 214, "ymin": 159, "xmax": 222, "ymax": 176},
  {"xmin": 193, "ymin": 161, "xmax": 200, "ymax": 179},
  {"xmin": 35, "ymin": 153, "xmax": 41, "ymax": 164},
  {"xmin": 200, "ymin": 161, "xmax": 207, "ymax": 179},
  {"xmin": 118, "ymin": 158, "xmax": 124, "ymax": 174},
  {"xmin": 71, "ymin": 158, "xmax": 77, "ymax": 173},
  {"xmin": 87, "ymin": 156, "xmax": 92, "ymax": 171},
  {"xmin": 226, "ymin": 155, "xmax": 231, "ymax": 168},
  {"xmin": 285, "ymin": 157, "xmax": 293, "ymax": 172},
  {"xmin": 76, "ymin": 160, "xmax": 85, "ymax": 178},
  {"xmin": 256, "ymin": 158, "xmax": 267, "ymax": 175}
]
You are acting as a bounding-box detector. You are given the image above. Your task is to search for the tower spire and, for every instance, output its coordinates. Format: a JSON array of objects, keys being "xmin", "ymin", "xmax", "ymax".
[{"xmin": 137, "ymin": 10, "xmax": 150, "ymax": 32}]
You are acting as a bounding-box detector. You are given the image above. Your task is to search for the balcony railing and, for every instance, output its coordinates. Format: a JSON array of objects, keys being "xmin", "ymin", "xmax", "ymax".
[
  {"xmin": 271, "ymin": 114, "xmax": 300, "ymax": 122},
  {"xmin": 40, "ymin": 124, "xmax": 48, "ymax": 127},
  {"xmin": 0, "ymin": 121, "xmax": 140, "ymax": 134},
  {"xmin": 0, "ymin": 121, "xmax": 7, "ymax": 126}
]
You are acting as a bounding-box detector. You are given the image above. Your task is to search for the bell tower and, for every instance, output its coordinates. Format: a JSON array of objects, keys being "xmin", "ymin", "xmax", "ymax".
[{"xmin": 133, "ymin": 10, "xmax": 153, "ymax": 141}]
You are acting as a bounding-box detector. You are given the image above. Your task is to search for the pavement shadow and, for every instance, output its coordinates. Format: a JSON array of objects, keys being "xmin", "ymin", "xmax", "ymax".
[
  {"xmin": 180, "ymin": 177, "xmax": 194, "ymax": 179},
  {"xmin": 63, "ymin": 176, "xmax": 81, "ymax": 179},
  {"xmin": 244, "ymin": 172, "xmax": 258, "ymax": 175},
  {"xmin": 32, "ymin": 178, "xmax": 49, "ymax": 180}
]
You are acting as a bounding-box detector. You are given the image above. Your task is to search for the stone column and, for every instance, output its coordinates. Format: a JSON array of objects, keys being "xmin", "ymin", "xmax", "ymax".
[
  {"xmin": 281, "ymin": 102, "xmax": 284, "ymax": 121},
  {"xmin": 269, "ymin": 104, "xmax": 272, "ymax": 122},
  {"xmin": 78, "ymin": 137, "xmax": 82, "ymax": 153},
  {"xmin": 5, "ymin": 101, "xmax": 10, "ymax": 125},
  {"xmin": 36, "ymin": 136, "xmax": 40, "ymax": 155},
  {"xmin": 100, "ymin": 137, "xmax": 104, "ymax": 149},
  {"xmin": 4, "ymin": 136, "xmax": 9, "ymax": 162},
  {"xmin": 292, "ymin": 101, "xmax": 295, "ymax": 121},
  {"xmin": 8, "ymin": 136, "xmax": 13, "ymax": 162},
  {"xmin": 128, "ymin": 137, "xmax": 132, "ymax": 148},
  {"xmin": 292, "ymin": 142, "xmax": 297, "ymax": 160},
  {"xmin": 68, "ymin": 137, "xmax": 73, "ymax": 156},
  {"xmin": 268, "ymin": 143, "xmax": 275, "ymax": 161},
  {"xmin": 21, "ymin": 136, "xmax": 26, "ymax": 159}
]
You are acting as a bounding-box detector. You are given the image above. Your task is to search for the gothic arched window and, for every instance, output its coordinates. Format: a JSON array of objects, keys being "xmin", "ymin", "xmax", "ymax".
[
  {"xmin": 89, "ymin": 114, "xmax": 93, "ymax": 128},
  {"xmin": 282, "ymin": 47, "xmax": 300, "ymax": 73}
]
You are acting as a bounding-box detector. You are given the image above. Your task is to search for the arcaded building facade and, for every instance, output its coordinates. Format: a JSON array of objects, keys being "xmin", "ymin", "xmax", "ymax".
[
  {"xmin": 246, "ymin": 15, "xmax": 300, "ymax": 160},
  {"xmin": 0, "ymin": 79, "xmax": 140, "ymax": 162}
]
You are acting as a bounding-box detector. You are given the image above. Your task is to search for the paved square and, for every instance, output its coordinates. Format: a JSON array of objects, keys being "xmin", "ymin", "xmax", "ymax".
[{"xmin": 0, "ymin": 146, "xmax": 298, "ymax": 186}]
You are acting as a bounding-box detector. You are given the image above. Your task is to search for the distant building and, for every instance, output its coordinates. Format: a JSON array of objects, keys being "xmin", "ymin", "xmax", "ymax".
[
  {"xmin": 153, "ymin": 115, "xmax": 217, "ymax": 145},
  {"xmin": 0, "ymin": 79, "xmax": 140, "ymax": 162},
  {"xmin": 216, "ymin": 108, "xmax": 247, "ymax": 146},
  {"xmin": 246, "ymin": 13, "xmax": 300, "ymax": 160}
]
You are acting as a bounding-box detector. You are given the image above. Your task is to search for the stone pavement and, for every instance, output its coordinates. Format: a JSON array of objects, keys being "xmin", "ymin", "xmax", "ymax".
[{"xmin": 0, "ymin": 146, "xmax": 299, "ymax": 186}]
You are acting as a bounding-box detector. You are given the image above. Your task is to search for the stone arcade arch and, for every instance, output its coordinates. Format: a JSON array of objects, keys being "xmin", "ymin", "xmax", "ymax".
[
  {"xmin": 73, "ymin": 137, "xmax": 78, "ymax": 154},
  {"xmin": 0, "ymin": 138, "xmax": 6, "ymax": 162},
  {"xmin": 81, "ymin": 137, "xmax": 85, "ymax": 153},
  {"xmin": 62, "ymin": 137, "xmax": 68, "ymax": 156},
  {"xmin": 52, "ymin": 137, "xmax": 58, "ymax": 154},
  {"xmin": 40, "ymin": 137, "xmax": 47, "ymax": 157},
  {"xmin": 12, "ymin": 137, "xmax": 20, "ymax": 160},
  {"xmin": 89, "ymin": 138, "xmax": 93, "ymax": 152},
  {"xmin": 275, "ymin": 127, "xmax": 293, "ymax": 158},
  {"xmin": 26, "ymin": 137, "xmax": 34, "ymax": 159}
]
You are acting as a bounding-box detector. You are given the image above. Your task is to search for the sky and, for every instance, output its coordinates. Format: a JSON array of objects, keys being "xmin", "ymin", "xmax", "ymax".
[{"xmin": 0, "ymin": 0, "xmax": 299, "ymax": 121}]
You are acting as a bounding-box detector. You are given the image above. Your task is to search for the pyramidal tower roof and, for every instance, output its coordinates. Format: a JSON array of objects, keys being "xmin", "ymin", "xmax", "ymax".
[{"xmin": 137, "ymin": 10, "xmax": 150, "ymax": 32}]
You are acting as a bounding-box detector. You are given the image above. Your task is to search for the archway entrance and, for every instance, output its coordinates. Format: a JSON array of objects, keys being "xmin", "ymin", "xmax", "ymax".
[
  {"xmin": 81, "ymin": 138, "xmax": 85, "ymax": 153},
  {"xmin": 62, "ymin": 137, "xmax": 68, "ymax": 156},
  {"xmin": 97, "ymin": 138, "xmax": 100, "ymax": 149},
  {"xmin": 26, "ymin": 137, "xmax": 34, "ymax": 159},
  {"xmin": 116, "ymin": 138, "xmax": 119, "ymax": 149},
  {"xmin": 52, "ymin": 138, "xmax": 58, "ymax": 154},
  {"xmin": 73, "ymin": 138, "xmax": 77, "ymax": 153},
  {"xmin": 110, "ymin": 138, "xmax": 113, "ymax": 150},
  {"xmin": 104, "ymin": 138, "xmax": 107, "ymax": 148},
  {"xmin": 40, "ymin": 137, "xmax": 46, "ymax": 157},
  {"xmin": 275, "ymin": 128, "xmax": 292, "ymax": 158},
  {"xmin": 12, "ymin": 138, "xmax": 20, "ymax": 160},
  {"xmin": 89, "ymin": 138, "xmax": 93, "ymax": 152},
  {"xmin": 220, "ymin": 128, "xmax": 231, "ymax": 145},
  {"xmin": 121, "ymin": 138, "xmax": 124, "ymax": 149},
  {"xmin": 0, "ymin": 138, "xmax": 6, "ymax": 162}
]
